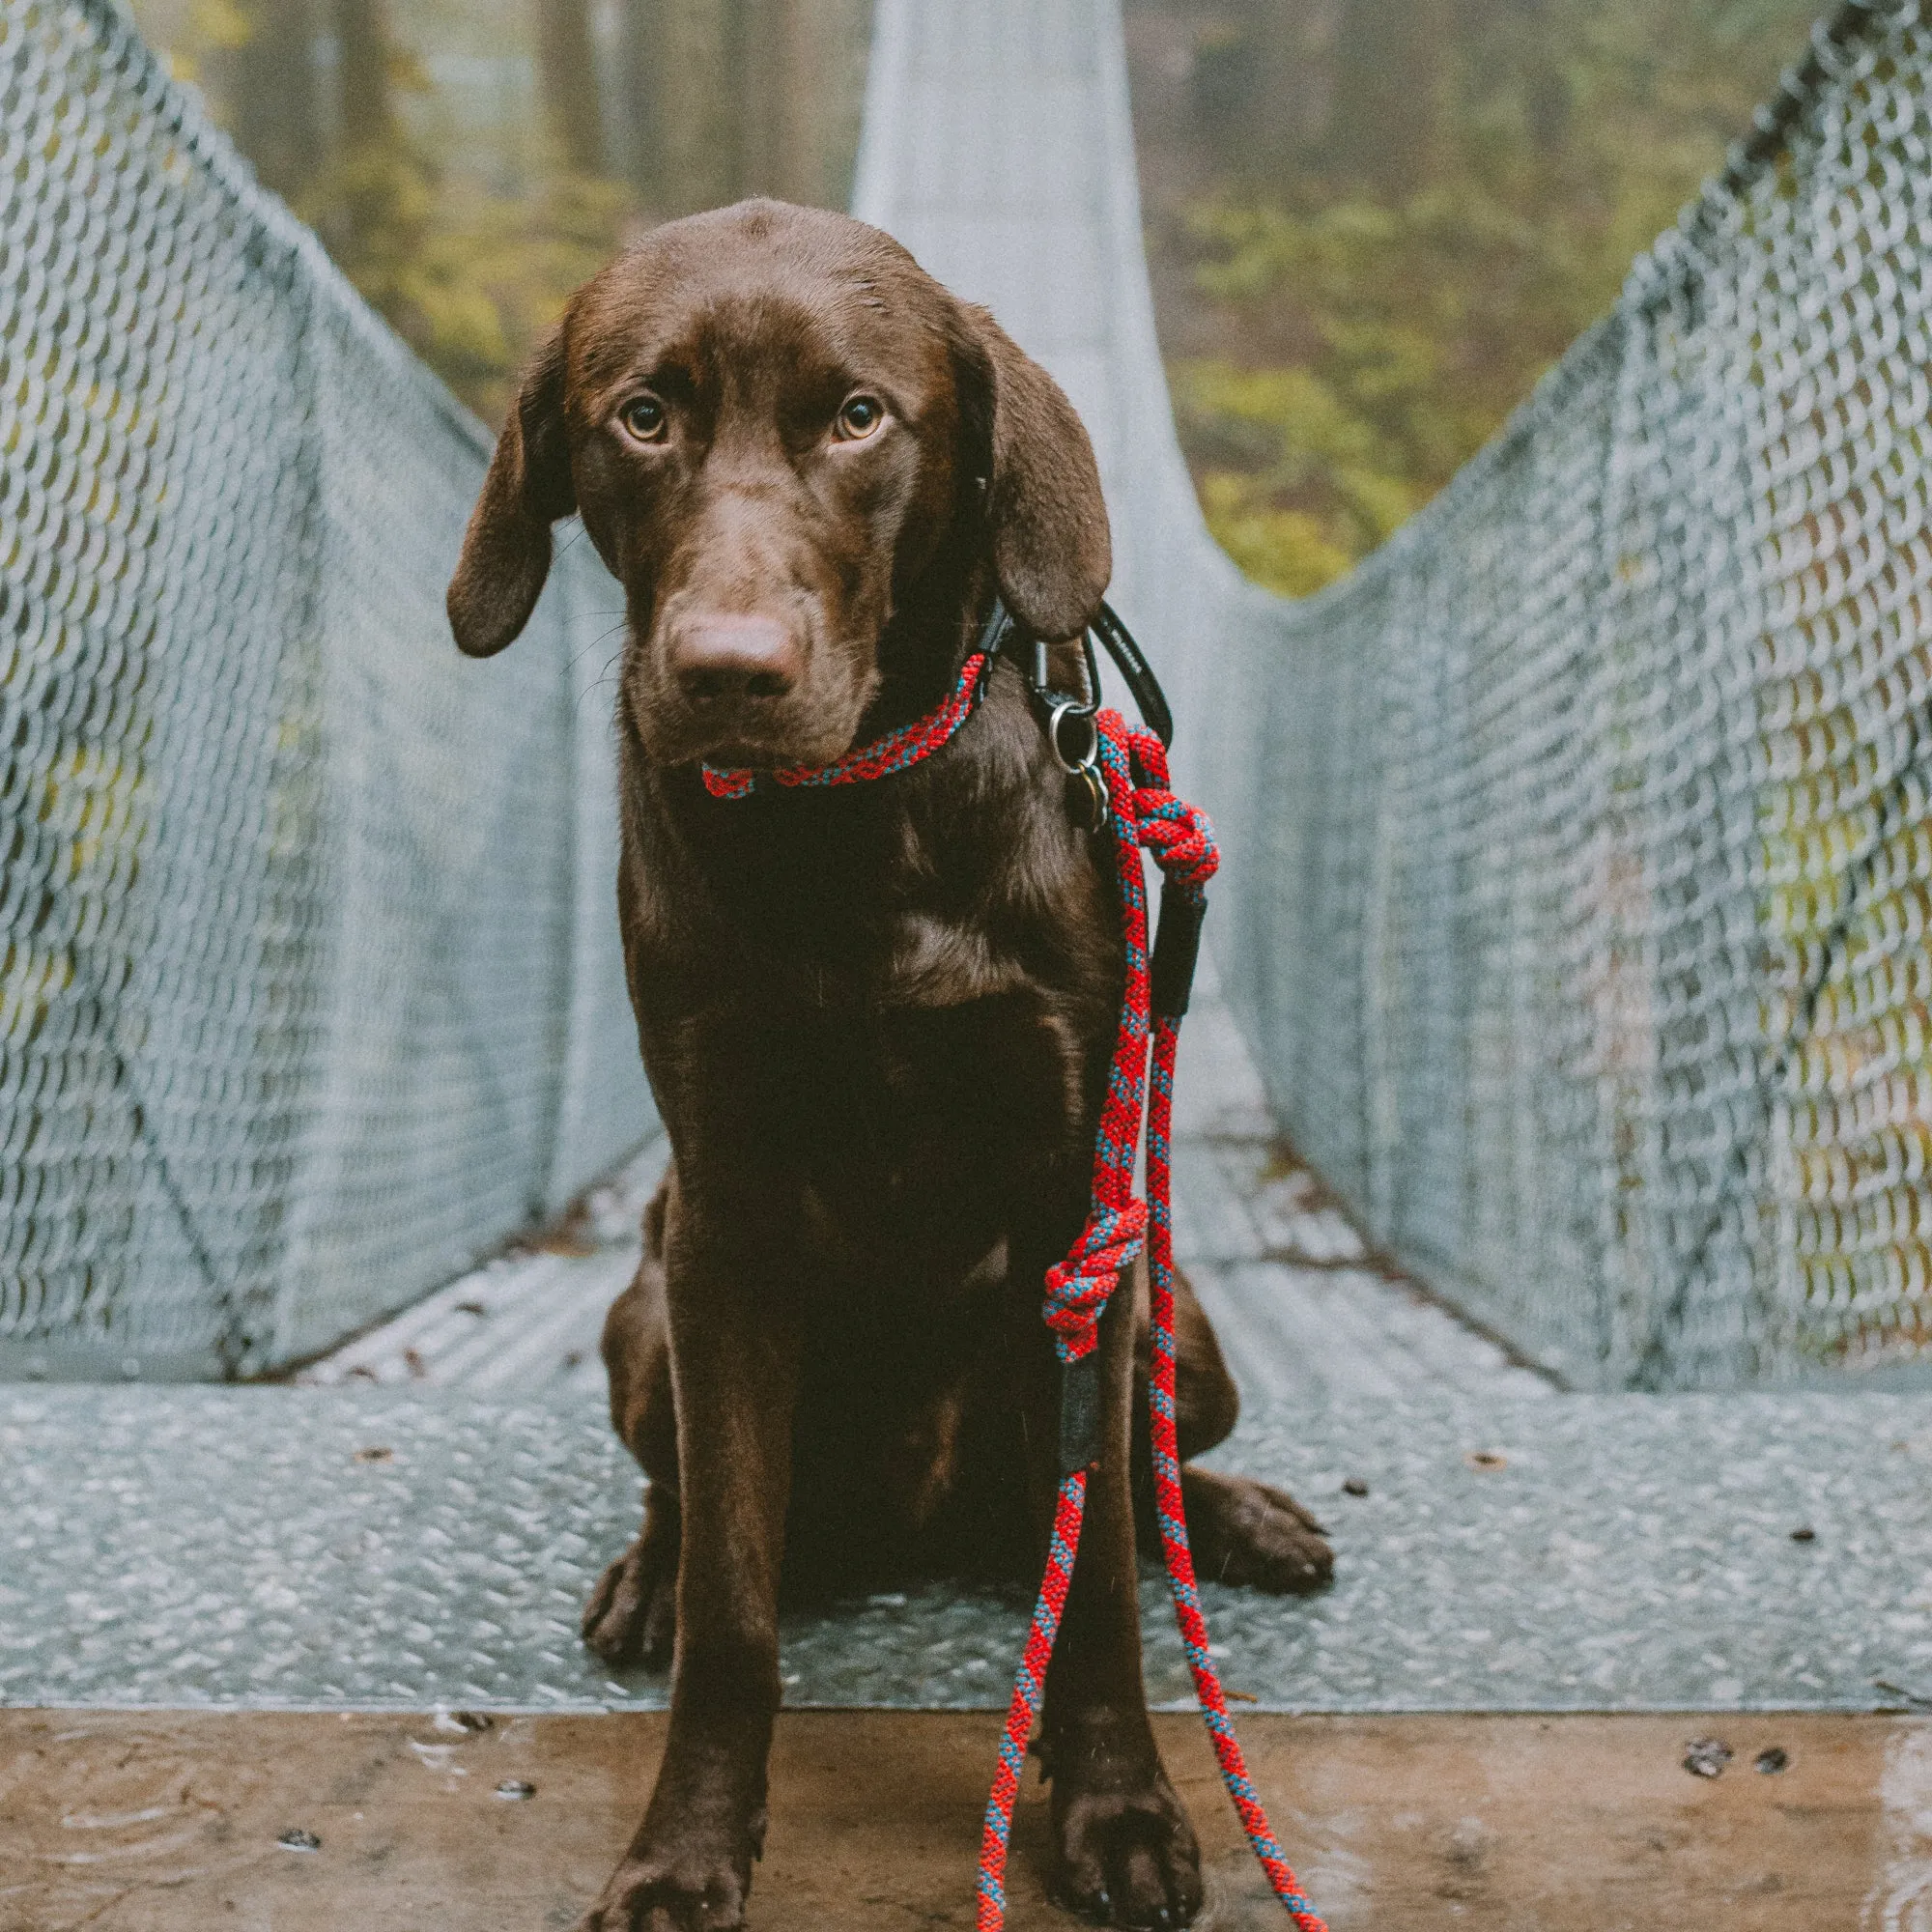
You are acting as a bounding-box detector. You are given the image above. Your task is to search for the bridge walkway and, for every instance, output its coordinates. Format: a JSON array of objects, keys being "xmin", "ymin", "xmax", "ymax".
[
  {"xmin": 6, "ymin": 0, "xmax": 1932, "ymax": 1923},
  {"xmin": 298, "ymin": 964, "xmax": 1547, "ymax": 1407},
  {"xmin": 6, "ymin": 0, "xmax": 1928, "ymax": 1746}
]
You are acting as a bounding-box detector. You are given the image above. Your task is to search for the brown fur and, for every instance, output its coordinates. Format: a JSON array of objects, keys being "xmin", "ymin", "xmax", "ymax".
[{"xmin": 447, "ymin": 199, "xmax": 1330, "ymax": 1932}]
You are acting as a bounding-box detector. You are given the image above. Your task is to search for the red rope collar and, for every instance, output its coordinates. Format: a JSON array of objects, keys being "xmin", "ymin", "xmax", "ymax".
[
  {"xmin": 700, "ymin": 651, "xmax": 993, "ymax": 798},
  {"xmin": 702, "ymin": 664, "xmax": 1324, "ymax": 1930}
]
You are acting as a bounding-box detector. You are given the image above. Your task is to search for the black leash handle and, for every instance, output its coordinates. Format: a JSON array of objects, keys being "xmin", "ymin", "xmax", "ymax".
[
  {"xmin": 980, "ymin": 597, "xmax": 1177, "ymax": 751},
  {"xmin": 1090, "ymin": 602, "xmax": 1174, "ymax": 750}
]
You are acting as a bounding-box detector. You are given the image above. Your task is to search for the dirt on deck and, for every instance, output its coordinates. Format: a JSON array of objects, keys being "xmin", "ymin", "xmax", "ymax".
[{"xmin": 0, "ymin": 1708, "xmax": 1915, "ymax": 1928}]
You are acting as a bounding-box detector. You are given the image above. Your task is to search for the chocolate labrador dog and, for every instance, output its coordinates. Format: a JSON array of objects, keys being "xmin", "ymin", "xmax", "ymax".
[{"xmin": 447, "ymin": 199, "xmax": 1330, "ymax": 1931}]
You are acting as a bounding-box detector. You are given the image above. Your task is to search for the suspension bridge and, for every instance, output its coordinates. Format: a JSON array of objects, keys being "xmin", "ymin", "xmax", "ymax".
[{"xmin": 6, "ymin": 0, "xmax": 1932, "ymax": 1923}]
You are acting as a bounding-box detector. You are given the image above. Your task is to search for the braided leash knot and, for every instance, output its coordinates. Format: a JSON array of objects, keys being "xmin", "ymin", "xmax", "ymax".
[
  {"xmin": 1042, "ymin": 1199, "xmax": 1148, "ymax": 1363},
  {"xmin": 1124, "ymin": 724, "xmax": 1220, "ymax": 899}
]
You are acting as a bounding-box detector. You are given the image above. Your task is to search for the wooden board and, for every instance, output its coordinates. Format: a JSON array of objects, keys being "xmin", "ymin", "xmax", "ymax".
[{"xmin": 1, "ymin": 1709, "xmax": 1913, "ymax": 1928}]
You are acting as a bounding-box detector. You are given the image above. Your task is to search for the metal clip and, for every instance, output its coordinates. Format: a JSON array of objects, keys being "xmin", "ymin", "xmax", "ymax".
[{"xmin": 1067, "ymin": 763, "xmax": 1109, "ymax": 834}]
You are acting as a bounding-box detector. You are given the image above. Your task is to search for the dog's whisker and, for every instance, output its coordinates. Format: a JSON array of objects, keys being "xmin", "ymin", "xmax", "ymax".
[
  {"xmin": 575, "ymin": 651, "xmax": 626, "ymax": 715},
  {"xmin": 568, "ymin": 623, "xmax": 631, "ymax": 675}
]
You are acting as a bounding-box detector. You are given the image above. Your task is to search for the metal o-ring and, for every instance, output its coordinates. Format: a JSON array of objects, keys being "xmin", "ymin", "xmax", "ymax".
[{"xmin": 1047, "ymin": 699, "xmax": 1099, "ymax": 776}]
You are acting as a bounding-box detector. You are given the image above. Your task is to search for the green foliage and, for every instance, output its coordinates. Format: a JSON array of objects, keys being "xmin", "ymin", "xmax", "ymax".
[
  {"xmin": 1169, "ymin": 0, "xmax": 1820, "ymax": 598},
  {"xmin": 302, "ymin": 141, "xmax": 632, "ymax": 424},
  {"xmin": 129, "ymin": 0, "xmax": 636, "ymax": 426}
]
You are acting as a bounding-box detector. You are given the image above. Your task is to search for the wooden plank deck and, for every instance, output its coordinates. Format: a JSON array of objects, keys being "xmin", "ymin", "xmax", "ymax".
[{"xmin": 2, "ymin": 1707, "xmax": 1907, "ymax": 1929}]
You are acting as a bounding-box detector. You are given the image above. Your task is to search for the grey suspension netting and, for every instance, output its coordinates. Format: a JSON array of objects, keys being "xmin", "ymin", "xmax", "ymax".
[
  {"xmin": 6, "ymin": 0, "xmax": 1932, "ymax": 1391},
  {"xmin": 1194, "ymin": 0, "xmax": 1932, "ymax": 1388},
  {"xmin": 1, "ymin": 0, "xmax": 651, "ymax": 1378}
]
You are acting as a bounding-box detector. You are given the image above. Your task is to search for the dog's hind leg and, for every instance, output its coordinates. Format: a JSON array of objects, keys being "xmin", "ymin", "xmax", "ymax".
[
  {"xmin": 582, "ymin": 1174, "xmax": 681, "ymax": 1667},
  {"xmin": 1145, "ymin": 1268, "xmax": 1334, "ymax": 1595}
]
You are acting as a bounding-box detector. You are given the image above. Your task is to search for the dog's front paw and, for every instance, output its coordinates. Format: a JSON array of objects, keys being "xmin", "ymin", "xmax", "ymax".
[
  {"xmin": 582, "ymin": 1517, "xmax": 677, "ymax": 1667},
  {"xmin": 578, "ymin": 1851, "xmax": 749, "ymax": 1931},
  {"xmin": 1051, "ymin": 1771, "xmax": 1204, "ymax": 1928},
  {"xmin": 1181, "ymin": 1466, "xmax": 1333, "ymax": 1595}
]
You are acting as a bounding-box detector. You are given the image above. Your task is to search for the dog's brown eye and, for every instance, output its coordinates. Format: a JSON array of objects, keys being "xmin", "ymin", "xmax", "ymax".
[
  {"xmin": 620, "ymin": 394, "xmax": 668, "ymax": 442},
  {"xmin": 836, "ymin": 395, "xmax": 885, "ymax": 441}
]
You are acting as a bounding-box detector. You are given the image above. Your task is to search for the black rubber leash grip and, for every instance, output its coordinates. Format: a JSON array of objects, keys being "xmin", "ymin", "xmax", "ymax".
[
  {"xmin": 1149, "ymin": 882, "xmax": 1206, "ymax": 1020},
  {"xmin": 1059, "ymin": 1350, "xmax": 1103, "ymax": 1475}
]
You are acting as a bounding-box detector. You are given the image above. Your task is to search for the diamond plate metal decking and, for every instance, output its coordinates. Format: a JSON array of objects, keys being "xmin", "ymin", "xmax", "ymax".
[{"xmin": 10, "ymin": 1385, "xmax": 1932, "ymax": 1713}]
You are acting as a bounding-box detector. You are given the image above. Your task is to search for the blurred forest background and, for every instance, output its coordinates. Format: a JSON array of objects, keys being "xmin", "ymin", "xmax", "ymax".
[{"xmin": 130, "ymin": 0, "xmax": 1822, "ymax": 592}]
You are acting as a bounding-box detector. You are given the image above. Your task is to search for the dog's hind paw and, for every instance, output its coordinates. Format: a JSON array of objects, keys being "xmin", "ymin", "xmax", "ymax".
[
  {"xmin": 1179, "ymin": 1465, "xmax": 1333, "ymax": 1595},
  {"xmin": 582, "ymin": 1523, "xmax": 676, "ymax": 1668},
  {"xmin": 577, "ymin": 1857, "xmax": 748, "ymax": 1932},
  {"xmin": 1051, "ymin": 1770, "xmax": 1204, "ymax": 1928}
]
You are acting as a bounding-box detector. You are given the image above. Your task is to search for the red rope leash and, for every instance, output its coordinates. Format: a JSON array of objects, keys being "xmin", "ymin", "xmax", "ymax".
[
  {"xmin": 975, "ymin": 710, "xmax": 1326, "ymax": 1932},
  {"xmin": 696, "ymin": 645, "xmax": 1323, "ymax": 1928}
]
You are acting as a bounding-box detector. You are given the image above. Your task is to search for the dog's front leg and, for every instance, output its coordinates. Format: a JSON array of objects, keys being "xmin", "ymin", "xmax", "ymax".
[
  {"xmin": 582, "ymin": 1194, "xmax": 802, "ymax": 1932},
  {"xmin": 1037, "ymin": 1264, "xmax": 1205, "ymax": 1928}
]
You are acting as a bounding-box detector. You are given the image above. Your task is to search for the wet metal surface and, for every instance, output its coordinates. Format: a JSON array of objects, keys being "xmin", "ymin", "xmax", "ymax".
[
  {"xmin": 294, "ymin": 1139, "xmax": 668, "ymax": 1396},
  {"xmin": 0, "ymin": 1709, "xmax": 1915, "ymax": 1929},
  {"xmin": 7, "ymin": 1384, "xmax": 1932, "ymax": 1713}
]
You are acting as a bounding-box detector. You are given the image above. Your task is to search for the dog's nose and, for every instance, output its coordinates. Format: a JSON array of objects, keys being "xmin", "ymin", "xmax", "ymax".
[{"xmin": 669, "ymin": 614, "xmax": 803, "ymax": 702}]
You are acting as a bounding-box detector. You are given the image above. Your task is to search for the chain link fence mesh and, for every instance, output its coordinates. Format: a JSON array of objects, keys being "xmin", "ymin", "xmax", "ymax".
[
  {"xmin": 1, "ymin": 0, "xmax": 651, "ymax": 1379},
  {"xmin": 7, "ymin": 0, "xmax": 1932, "ymax": 1391},
  {"xmin": 1198, "ymin": 0, "xmax": 1932, "ymax": 1388}
]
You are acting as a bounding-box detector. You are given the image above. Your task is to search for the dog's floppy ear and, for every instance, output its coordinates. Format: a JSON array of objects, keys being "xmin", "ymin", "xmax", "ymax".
[
  {"xmin": 447, "ymin": 325, "xmax": 576, "ymax": 657},
  {"xmin": 953, "ymin": 305, "xmax": 1111, "ymax": 641}
]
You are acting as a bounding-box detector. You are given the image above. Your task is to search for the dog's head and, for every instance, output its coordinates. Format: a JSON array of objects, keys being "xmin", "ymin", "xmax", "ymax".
[{"xmin": 447, "ymin": 199, "xmax": 1110, "ymax": 769}]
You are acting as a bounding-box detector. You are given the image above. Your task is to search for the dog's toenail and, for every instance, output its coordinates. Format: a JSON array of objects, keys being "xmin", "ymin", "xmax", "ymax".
[
  {"xmin": 276, "ymin": 1827, "xmax": 321, "ymax": 1852},
  {"xmin": 496, "ymin": 1777, "xmax": 536, "ymax": 1801},
  {"xmin": 1342, "ymin": 1476, "xmax": 1369, "ymax": 1496}
]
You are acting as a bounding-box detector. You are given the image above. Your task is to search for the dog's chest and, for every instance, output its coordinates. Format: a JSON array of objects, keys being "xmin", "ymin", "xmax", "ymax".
[{"xmin": 758, "ymin": 916, "xmax": 1098, "ymax": 1226}]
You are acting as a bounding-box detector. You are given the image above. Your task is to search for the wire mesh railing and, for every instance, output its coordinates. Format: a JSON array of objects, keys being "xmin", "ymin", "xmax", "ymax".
[
  {"xmin": 0, "ymin": 0, "xmax": 651, "ymax": 1379},
  {"xmin": 8, "ymin": 0, "xmax": 1931, "ymax": 1392},
  {"xmin": 858, "ymin": 0, "xmax": 1932, "ymax": 1391},
  {"xmin": 1195, "ymin": 0, "xmax": 1932, "ymax": 1388}
]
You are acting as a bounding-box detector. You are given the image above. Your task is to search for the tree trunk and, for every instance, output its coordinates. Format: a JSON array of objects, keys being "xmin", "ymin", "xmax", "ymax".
[
  {"xmin": 614, "ymin": 0, "xmax": 667, "ymax": 201},
  {"xmin": 1512, "ymin": 0, "xmax": 1571, "ymax": 156},
  {"xmin": 1235, "ymin": 0, "xmax": 1328, "ymax": 186},
  {"xmin": 228, "ymin": 0, "xmax": 323, "ymax": 200},
  {"xmin": 536, "ymin": 0, "xmax": 606, "ymax": 175},
  {"xmin": 735, "ymin": 0, "xmax": 785, "ymax": 197},
  {"xmin": 335, "ymin": 0, "xmax": 396, "ymax": 150},
  {"xmin": 613, "ymin": 0, "xmax": 868, "ymax": 217},
  {"xmin": 1325, "ymin": 0, "xmax": 1450, "ymax": 195},
  {"xmin": 620, "ymin": 0, "xmax": 739, "ymax": 214}
]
